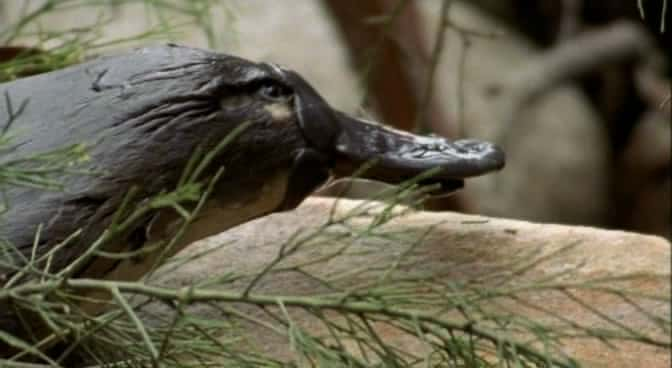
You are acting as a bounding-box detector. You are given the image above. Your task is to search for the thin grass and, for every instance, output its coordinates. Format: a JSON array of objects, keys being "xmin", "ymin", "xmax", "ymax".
[{"xmin": 0, "ymin": 1, "xmax": 670, "ymax": 367}]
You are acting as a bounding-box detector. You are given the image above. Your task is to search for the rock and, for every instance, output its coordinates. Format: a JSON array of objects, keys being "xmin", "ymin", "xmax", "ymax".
[{"xmin": 151, "ymin": 197, "xmax": 670, "ymax": 367}]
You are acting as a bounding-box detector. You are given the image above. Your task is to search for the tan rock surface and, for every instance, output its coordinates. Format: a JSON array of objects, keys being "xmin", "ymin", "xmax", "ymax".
[{"xmin": 153, "ymin": 197, "xmax": 670, "ymax": 367}]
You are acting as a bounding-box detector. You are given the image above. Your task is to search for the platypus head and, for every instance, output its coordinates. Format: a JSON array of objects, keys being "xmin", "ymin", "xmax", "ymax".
[
  {"xmin": 0, "ymin": 45, "xmax": 507, "ymax": 323},
  {"xmin": 207, "ymin": 58, "xmax": 504, "ymax": 213},
  {"xmin": 0, "ymin": 45, "xmax": 506, "ymax": 280}
]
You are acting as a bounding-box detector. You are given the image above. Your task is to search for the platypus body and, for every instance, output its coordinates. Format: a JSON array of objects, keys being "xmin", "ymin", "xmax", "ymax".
[{"xmin": 0, "ymin": 45, "xmax": 504, "ymax": 350}]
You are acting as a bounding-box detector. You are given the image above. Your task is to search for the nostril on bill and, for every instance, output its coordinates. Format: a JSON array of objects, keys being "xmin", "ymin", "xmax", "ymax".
[{"xmin": 454, "ymin": 139, "xmax": 492, "ymax": 152}]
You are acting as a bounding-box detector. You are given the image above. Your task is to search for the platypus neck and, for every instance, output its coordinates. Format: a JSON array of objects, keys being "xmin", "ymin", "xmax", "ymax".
[
  {"xmin": 75, "ymin": 170, "xmax": 290, "ymax": 315},
  {"xmin": 150, "ymin": 170, "xmax": 291, "ymax": 246}
]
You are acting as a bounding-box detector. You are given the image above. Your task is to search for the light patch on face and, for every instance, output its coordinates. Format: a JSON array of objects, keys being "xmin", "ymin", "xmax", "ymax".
[{"xmin": 264, "ymin": 102, "xmax": 293, "ymax": 122}]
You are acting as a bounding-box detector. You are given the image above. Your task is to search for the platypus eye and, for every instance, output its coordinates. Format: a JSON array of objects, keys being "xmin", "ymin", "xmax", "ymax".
[{"xmin": 257, "ymin": 81, "xmax": 292, "ymax": 102}]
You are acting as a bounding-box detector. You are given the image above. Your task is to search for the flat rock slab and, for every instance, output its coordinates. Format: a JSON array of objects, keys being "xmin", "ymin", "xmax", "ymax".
[{"xmin": 154, "ymin": 197, "xmax": 670, "ymax": 367}]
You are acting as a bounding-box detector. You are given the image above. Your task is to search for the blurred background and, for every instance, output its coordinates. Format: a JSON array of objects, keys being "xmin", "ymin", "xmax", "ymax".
[{"xmin": 1, "ymin": 0, "xmax": 669, "ymax": 238}]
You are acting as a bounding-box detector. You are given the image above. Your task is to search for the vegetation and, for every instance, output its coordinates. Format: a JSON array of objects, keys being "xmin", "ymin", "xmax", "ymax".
[{"xmin": 0, "ymin": 1, "xmax": 669, "ymax": 367}]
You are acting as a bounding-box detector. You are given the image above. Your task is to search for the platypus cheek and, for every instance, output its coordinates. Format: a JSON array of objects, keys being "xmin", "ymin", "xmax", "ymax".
[
  {"xmin": 277, "ymin": 148, "xmax": 331, "ymax": 211},
  {"xmin": 263, "ymin": 102, "xmax": 294, "ymax": 123}
]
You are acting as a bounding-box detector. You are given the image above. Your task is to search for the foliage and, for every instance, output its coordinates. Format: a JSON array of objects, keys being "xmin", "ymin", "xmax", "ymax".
[{"xmin": 0, "ymin": 1, "xmax": 670, "ymax": 367}]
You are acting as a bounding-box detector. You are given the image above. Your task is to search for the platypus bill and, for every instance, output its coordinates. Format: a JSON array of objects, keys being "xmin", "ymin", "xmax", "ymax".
[{"xmin": 0, "ymin": 45, "xmax": 504, "ymax": 318}]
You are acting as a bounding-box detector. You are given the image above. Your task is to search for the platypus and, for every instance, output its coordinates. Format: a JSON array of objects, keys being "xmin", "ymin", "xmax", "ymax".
[{"xmin": 0, "ymin": 44, "xmax": 504, "ymax": 346}]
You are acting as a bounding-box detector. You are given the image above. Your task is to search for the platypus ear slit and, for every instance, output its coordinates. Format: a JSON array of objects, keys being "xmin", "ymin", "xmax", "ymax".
[{"xmin": 278, "ymin": 148, "xmax": 332, "ymax": 211}]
